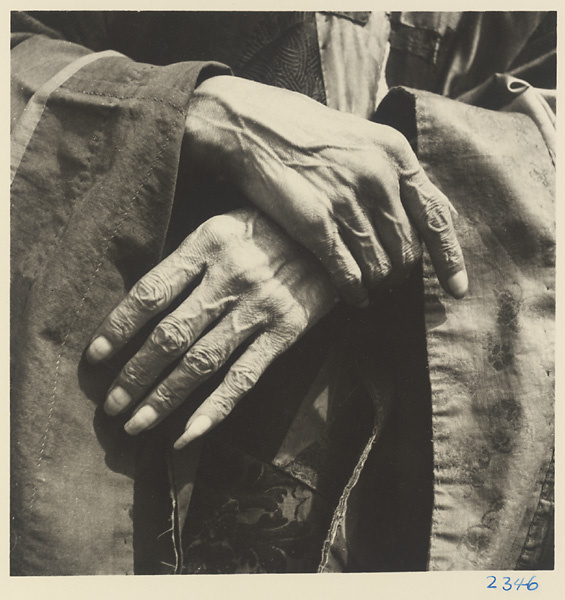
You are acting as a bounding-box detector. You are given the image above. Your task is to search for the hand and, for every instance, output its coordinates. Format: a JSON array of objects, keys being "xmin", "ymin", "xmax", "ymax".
[
  {"xmin": 85, "ymin": 208, "xmax": 336, "ymax": 448},
  {"xmin": 184, "ymin": 75, "xmax": 468, "ymax": 307}
]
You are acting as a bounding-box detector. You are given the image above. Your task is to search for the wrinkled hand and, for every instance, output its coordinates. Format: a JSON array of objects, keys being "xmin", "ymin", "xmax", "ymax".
[
  {"xmin": 86, "ymin": 208, "xmax": 335, "ymax": 448},
  {"xmin": 185, "ymin": 76, "xmax": 468, "ymax": 307}
]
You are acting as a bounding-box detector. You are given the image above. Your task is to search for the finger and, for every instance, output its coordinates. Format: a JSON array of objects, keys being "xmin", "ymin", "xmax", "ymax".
[
  {"xmin": 173, "ymin": 328, "xmax": 292, "ymax": 449},
  {"xmin": 335, "ymin": 201, "xmax": 393, "ymax": 289},
  {"xmin": 122, "ymin": 304, "xmax": 263, "ymax": 434},
  {"xmin": 397, "ymin": 157, "xmax": 467, "ymax": 298},
  {"xmin": 365, "ymin": 173, "xmax": 423, "ymax": 287},
  {"xmin": 86, "ymin": 235, "xmax": 205, "ymax": 364},
  {"xmin": 104, "ymin": 277, "xmax": 238, "ymax": 415},
  {"xmin": 308, "ymin": 217, "xmax": 369, "ymax": 308}
]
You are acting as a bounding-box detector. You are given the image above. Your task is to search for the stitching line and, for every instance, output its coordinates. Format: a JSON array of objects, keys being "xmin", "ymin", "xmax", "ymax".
[
  {"xmin": 15, "ymin": 118, "xmax": 107, "ymax": 350},
  {"xmin": 61, "ymin": 85, "xmax": 186, "ymax": 116},
  {"xmin": 28, "ymin": 126, "xmax": 177, "ymax": 513}
]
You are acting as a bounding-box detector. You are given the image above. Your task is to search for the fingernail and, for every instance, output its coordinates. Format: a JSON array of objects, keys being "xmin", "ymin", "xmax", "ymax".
[
  {"xmin": 104, "ymin": 386, "xmax": 132, "ymax": 416},
  {"xmin": 86, "ymin": 336, "xmax": 113, "ymax": 363},
  {"xmin": 174, "ymin": 415, "xmax": 213, "ymax": 450},
  {"xmin": 447, "ymin": 270, "xmax": 468, "ymax": 299},
  {"xmin": 124, "ymin": 405, "xmax": 158, "ymax": 435}
]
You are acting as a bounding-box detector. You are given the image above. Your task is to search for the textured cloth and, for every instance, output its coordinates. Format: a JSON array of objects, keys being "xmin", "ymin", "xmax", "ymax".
[
  {"xmin": 10, "ymin": 16, "xmax": 230, "ymax": 574},
  {"xmin": 11, "ymin": 11, "xmax": 555, "ymax": 574}
]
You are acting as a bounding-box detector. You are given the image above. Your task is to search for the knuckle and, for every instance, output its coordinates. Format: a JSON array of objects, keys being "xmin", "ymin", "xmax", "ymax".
[
  {"xmin": 151, "ymin": 383, "xmax": 183, "ymax": 413},
  {"xmin": 424, "ymin": 197, "xmax": 452, "ymax": 234},
  {"xmin": 310, "ymin": 212, "xmax": 332, "ymax": 235},
  {"xmin": 208, "ymin": 394, "xmax": 237, "ymax": 421},
  {"xmin": 387, "ymin": 131, "xmax": 405, "ymax": 152},
  {"xmin": 373, "ymin": 252, "xmax": 392, "ymax": 279},
  {"xmin": 366, "ymin": 270, "xmax": 386, "ymax": 289},
  {"xmin": 258, "ymin": 284, "xmax": 292, "ymax": 318},
  {"xmin": 228, "ymin": 259, "xmax": 269, "ymax": 290},
  {"xmin": 273, "ymin": 310, "xmax": 306, "ymax": 342},
  {"xmin": 305, "ymin": 217, "xmax": 335, "ymax": 254},
  {"xmin": 224, "ymin": 364, "xmax": 261, "ymax": 397},
  {"xmin": 131, "ymin": 272, "xmax": 170, "ymax": 313},
  {"xmin": 286, "ymin": 305, "xmax": 309, "ymax": 332},
  {"xmin": 335, "ymin": 267, "xmax": 368, "ymax": 306},
  {"xmin": 121, "ymin": 361, "xmax": 153, "ymax": 389},
  {"xmin": 379, "ymin": 126, "xmax": 413, "ymax": 164},
  {"xmin": 399, "ymin": 240, "xmax": 423, "ymax": 270},
  {"xmin": 151, "ymin": 319, "xmax": 191, "ymax": 355},
  {"xmin": 200, "ymin": 214, "xmax": 240, "ymax": 247},
  {"xmin": 181, "ymin": 345, "xmax": 222, "ymax": 378},
  {"xmin": 336, "ymin": 265, "xmax": 362, "ymax": 289},
  {"xmin": 361, "ymin": 246, "xmax": 392, "ymax": 287},
  {"xmin": 439, "ymin": 236, "xmax": 463, "ymax": 267},
  {"xmin": 203, "ymin": 214, "xmax": 229, "ymax": 234},
  {"xmin": 105, "ymin": 308, "xmax": 135, "ymax": 342},
  {"xmin": 367, "ymin": 255, "xmax": 392, "ymax": 285}
]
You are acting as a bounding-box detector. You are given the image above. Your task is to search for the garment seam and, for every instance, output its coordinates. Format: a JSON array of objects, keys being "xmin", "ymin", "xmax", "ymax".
[
  {"xmin": 28, "ymin": 124, "xmax": 178, "ymax": 514},
  {"xmin": 13, "ymin": 116, "xmax": 107, "ymax": 342},
  {"xmin": 59, "ymin": 85, "xmax": 187, "ymax": 116},
  {"xmin": 515, "ymin": 451, "xmax": 554, "ymax": 569}
]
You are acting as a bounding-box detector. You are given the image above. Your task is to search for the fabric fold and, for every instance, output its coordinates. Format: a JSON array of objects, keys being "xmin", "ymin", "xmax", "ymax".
[
  {"xmin": 375, "ymin": 86, "xmax": 554, "ymax": 569},
  {"xmin": 10, "ymin": 29, "xmax": 230, "ymax": 574}
]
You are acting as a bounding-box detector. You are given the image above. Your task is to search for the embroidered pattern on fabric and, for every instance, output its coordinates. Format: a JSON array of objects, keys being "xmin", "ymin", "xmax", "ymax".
[
  {"xmin": 233, "ymin": 14, "xmax": 326, "ymax": 105},
  {"xmin": 182, "ymin": 443, "xmax": 333, "ymax": 574}
]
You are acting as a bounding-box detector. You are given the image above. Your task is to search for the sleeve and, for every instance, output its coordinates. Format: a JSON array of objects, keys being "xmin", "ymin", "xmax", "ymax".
[
  {"xmin": 10, "ymin": 11, "xmax": 231, "ymax": 575},
  {"xmin": 11, "ymin": 9, "xmax": 231, "ymax": 308}
]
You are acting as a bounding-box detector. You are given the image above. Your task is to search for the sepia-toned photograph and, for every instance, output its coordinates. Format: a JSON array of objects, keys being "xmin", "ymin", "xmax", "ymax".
[{"xmin": 10, "ymin": 9, "xmax": 555, "ymax": 577}]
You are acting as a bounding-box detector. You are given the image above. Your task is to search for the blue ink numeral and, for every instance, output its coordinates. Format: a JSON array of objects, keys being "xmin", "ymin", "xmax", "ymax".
[
  {"xmin": 486, "ymin": 574, "xmax": 539, "ymax": 591},
  {"xmin": 515, "ymin": 578, "xmax": 526, "ymax": 590},
  {"xmin": 527, "ymin": 576, "xmax": 539, "ymax": 591}
]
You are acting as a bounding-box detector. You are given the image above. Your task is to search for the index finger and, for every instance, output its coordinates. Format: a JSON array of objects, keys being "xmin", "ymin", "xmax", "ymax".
[
  {"xmin": 399, "ymin": 161, "xmax": 468, "ymax": 298},
  {"xmin": 85, "ymin": 238, "xmax": 205, "ymax": 364}
]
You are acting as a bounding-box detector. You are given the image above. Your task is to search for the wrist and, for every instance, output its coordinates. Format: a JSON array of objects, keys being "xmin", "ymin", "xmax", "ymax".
[{"xmin": 184, "ymin": 75, "xmax": 244, "ymax": 174}]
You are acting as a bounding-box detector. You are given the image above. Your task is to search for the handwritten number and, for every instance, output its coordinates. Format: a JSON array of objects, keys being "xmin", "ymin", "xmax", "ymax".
[
  {"xmin": 486, "ymin": 574, "xmax": 538, "ymax": 591},
  {"xmin": 527, "ymin": 576, "xmax": 539, "ymax": 591}
]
